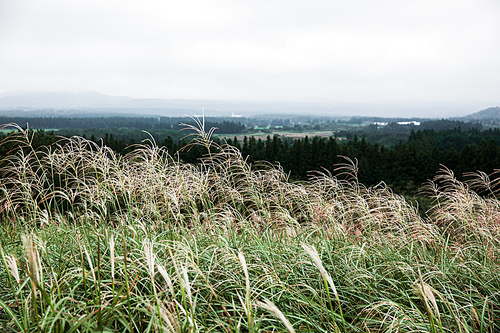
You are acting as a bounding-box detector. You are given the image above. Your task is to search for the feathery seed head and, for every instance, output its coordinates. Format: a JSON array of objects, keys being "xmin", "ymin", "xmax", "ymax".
[
  {"xmin": 414, "ymin": 279, "xmax": 440, "ymax": 318},
  {"xmin": 256, "ymin": 298, "xmax": 296, "ymax": 333},
  {"xmin": 5, "ymin": 254, "xmax": 20, "ymax": 284},
  {"xmin": 157, "ymin": 263, "xmax": 175, "ymax": 295},
  {"xmin": 143, "ymin": 240, "xmax": 155, "ymax": 278},
  {"xmin": 181, "ymin": 267, "xmax": 192, "ymax": 304},
  {"xmin": 22, "ymin": 234, "xmax": 41, "ymax": 286},
  {"xmin": 109, "ymin": 234, "xmax": 115, "ymax": 279},
  {"xmin": 301, "ymin": 243, "xmax": 337, "ymax": 296}
]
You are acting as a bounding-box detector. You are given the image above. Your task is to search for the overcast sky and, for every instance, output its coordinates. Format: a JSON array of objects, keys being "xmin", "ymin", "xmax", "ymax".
[{"xmin": 1, "ymin": 0, "xmax": 499, "ymax": 112}]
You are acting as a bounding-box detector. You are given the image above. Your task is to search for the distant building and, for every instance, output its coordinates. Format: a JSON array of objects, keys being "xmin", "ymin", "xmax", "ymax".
[
  {"xmin": 373, "ymin": 121, "xmax": 420, "ymax": 126},
  {"xmin": 397, "ymin": 121, "xmax": 421, "ymax": 126}
]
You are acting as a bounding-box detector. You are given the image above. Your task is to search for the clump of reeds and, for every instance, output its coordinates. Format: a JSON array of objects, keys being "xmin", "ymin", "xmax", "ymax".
[
  {"xmin": 422, "ymin": 166, "xmax": 500, "ymax": 249},
  {"xmin": 0, "ymin": 122, "xmax": 498, "ymax": 332}
]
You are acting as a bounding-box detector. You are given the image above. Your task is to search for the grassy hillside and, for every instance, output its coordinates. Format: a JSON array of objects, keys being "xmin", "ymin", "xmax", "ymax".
[{"xmin": 0, "ymin": 124, "xmax": 499, "ymax": 332}]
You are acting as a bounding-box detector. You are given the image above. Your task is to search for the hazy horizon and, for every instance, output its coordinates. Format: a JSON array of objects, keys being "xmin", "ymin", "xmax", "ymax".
[
  {"xmin": 1, "ymin": 0, "xmax": 499, "ymax": 116},
  {"xmin": 0, "ymin": 90, "xmax": 497, "ymax": 119}
]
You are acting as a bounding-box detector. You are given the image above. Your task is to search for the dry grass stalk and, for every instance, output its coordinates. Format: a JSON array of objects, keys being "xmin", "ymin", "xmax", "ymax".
[
  {"xmin": 158, "ymin": 302, "xmax": 181, "ymax": 333},
  {"xmin": 4, "ymin": 253, "xmax": 20, "ymax": 284},
  {"xmin": 82, "ymin": 244, "xmax": 96, "ymax": 283},
  {"xmin": 422, "ymin": 166, "xmax": 500, "ymax": 247},
  {"xmin": 143, "ymin": 240, "xmax": 155, "ymax": 278},
  {"xmin": 255, "ymin": 298, "xmax": 296, "ymax": 333},
  {"xmin": 21, "ymin": 234, "xmax": 41, "ymax": 286},
  {"xmin": 238, "ymin": 251, "xmax": 251, "ymax": 309},
  {"xmin": 414, "ymin": 279, "xmax": 440, "ymax": 319},
  {"xmin": 301, "ymin": 243, "xmax": 337, "ymax": 296},
  {"xmin": 181, "ymin": 267, "xmax": 192, "ymax": 304},
  {"xmin": 157, "ymin": 263, "xmax": 175, "ymax": 296},
  {"xmin": 109, "ymin": 234, "xmax": 115, "ymax": 279}
]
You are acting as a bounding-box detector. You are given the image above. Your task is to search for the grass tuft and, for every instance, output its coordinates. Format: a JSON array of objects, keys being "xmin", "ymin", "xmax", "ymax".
[{"xmin": 0, "ymin": 123, "xmax": 498, "ymax": 332}]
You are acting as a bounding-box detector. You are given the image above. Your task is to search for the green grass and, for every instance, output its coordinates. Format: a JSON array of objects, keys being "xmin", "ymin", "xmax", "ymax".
[{"xmin": 0, "ymin": 123, "xmax": 499, "ymax": 332}]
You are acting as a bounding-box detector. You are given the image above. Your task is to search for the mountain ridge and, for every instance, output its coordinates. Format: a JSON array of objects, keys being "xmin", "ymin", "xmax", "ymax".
[
  {"xmin": 0, "ymin": 91, "xmax": 496, "ymax": 119},
  {"xmin": 460, "ymin": 106, "xmax": 500, "ymax": 120}
]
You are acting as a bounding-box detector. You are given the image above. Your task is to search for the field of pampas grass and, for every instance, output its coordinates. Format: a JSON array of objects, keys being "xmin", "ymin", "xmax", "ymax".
[{"xmin": 0, "ymin": 123, "xmax": 499, "ymax": 332}]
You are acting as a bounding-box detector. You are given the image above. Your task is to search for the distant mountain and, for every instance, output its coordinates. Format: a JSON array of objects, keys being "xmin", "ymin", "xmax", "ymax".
[
  {"xmin": 0, "ymin": 91, "xmax": 490, "ymax": 118},
  {"xmin": 0, "ymin": 91, "xmax": 133, "ymax": 109},
  {"xmin": 461, "ymin": 106, "xmax": 500, "ymax": 121},
  {"xmin": 0, "ymin": 91, "xmax": 253, "ymax": 115},
  {"xmin": 0, "ymin": 91, "xmax": 352, "ymax": 117}
]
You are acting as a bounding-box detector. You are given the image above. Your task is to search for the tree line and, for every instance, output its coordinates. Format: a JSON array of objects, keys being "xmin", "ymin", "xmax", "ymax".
[
  {"xmin": 0, "ymin": 116, "xmax": 245, "ymax": 133},
  {"xmin": 1, "ymin": 126, "xmax": 500, "ymax": 194},
  {"xmin": 224, "ymin": 128, "xmax": 500, "ymax": 193}
]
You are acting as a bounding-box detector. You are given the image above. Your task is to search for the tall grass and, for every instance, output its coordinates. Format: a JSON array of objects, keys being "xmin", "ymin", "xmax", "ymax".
[{"xmin": 0, "ymin": 124, "xmax": 498, "ymax": 332}]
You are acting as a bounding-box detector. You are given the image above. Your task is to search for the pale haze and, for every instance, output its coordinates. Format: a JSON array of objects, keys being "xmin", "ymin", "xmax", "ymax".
[{"xmin": 1, "ymin": 0, "xmax": 499, "ymax": 117}]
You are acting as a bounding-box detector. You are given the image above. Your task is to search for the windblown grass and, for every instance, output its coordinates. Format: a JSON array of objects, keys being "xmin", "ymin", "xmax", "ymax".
[{"xmin": 0, "ymin": 124, "xmax": 499, "ymax": 332}]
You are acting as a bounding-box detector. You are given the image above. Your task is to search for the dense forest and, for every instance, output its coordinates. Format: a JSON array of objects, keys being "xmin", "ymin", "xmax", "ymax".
[
  {"xmin": 228, "ymin": 128, "xmax": 500, "ymax": 192},
  {"xmin": 2, "ymin": 123, "xmax": 500, "ymax": 196}
]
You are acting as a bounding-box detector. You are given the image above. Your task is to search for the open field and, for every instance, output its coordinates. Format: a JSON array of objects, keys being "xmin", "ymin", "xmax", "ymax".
[
  {"xmin": 215, "ymin": 130, "xmax": 343, "ymax": 142},
  {"xmin": 0, "ymin": 126, "xmax": 499, "ymax": 332}
]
